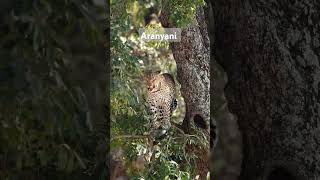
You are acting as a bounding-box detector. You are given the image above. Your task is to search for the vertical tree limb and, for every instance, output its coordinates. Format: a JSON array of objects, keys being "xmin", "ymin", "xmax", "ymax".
[{"xmin": 159, "ymin": 5, "xmax": 213, "ymax": 178}]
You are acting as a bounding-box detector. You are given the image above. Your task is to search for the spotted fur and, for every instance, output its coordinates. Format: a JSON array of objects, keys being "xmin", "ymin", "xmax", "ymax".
[{"xmin": 145, "ymin": 72, "xmax": 177, "ymax": 139}]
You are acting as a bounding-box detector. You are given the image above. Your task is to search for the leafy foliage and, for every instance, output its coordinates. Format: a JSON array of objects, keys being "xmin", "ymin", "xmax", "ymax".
[
  {"xmin": 110, "ymin": 0, "xmax": 209, "ymax": 179},
  {"xmin": 0, "ymin": 0, "xmax": 208, "ymax": 178},
  {"xmin": 0, "ymin": 0, "xmax": 106, "ymax": 179},
  {"xmin": 167, "ymin": 0, "xmax": 206, "ymax": 27}
]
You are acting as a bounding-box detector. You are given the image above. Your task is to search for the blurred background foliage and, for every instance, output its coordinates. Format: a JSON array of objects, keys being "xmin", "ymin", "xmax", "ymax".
[
  {"xmin": 0, "ymin": 0, "xmax": 107, "ymax": 179},
  {"xmin": 211, "ymin": 60, "xmax": 242, "ymax": 180}
]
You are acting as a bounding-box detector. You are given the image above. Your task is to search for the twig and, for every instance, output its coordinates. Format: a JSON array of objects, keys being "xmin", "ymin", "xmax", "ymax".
[{"xmin": 171, "ymin": 122, "xmax": 185, "ymax": 135}]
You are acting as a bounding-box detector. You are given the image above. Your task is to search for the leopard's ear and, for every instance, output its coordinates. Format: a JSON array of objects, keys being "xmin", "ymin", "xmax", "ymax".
[{"xmin": 143, "ymin": 70, "xmax": 152, "ymax": 81}]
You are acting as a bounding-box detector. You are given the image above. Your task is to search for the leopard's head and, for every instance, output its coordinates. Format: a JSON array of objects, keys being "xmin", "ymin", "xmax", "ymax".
[{"xmin": 143, "ymin": 70, "xmax": 161, "ymax": 91}]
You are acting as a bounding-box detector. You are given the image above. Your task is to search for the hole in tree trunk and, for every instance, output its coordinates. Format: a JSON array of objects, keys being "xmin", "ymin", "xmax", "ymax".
[
  {"xmin": 193, "ymin": 114, "xmax": 207, "ymax": 129},
  {"xmin": 267, "ymin": 167, "xmax": 298, "ymax": 180}
]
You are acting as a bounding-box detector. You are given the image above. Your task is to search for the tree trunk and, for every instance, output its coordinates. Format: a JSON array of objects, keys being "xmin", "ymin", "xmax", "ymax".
[
  {"xmin": 160, "ymin": 6, "xmax": 213, "ymax": 179},
  {"xmin": 213, "ymin": 0, "xmax": 320, "ymax": 179}
]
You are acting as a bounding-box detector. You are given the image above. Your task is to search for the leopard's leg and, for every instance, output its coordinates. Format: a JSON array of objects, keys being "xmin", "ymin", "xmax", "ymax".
[
  {"xmin": 146, "ymin": 100, "xmax": 160, "ymax": 162},
  {"xmin": 146, "ymin": 135, "xmax": 155, "ymax": 163},
  {"xmin": 147, "ymin": 99, "xmax": 158, "ymax": 125},
  {"xmin": 151, "ymin": 105, "xmax": 171, "ymax": 141}
]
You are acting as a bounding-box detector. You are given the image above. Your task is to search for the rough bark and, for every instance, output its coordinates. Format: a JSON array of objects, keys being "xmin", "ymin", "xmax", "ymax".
[
  {"xmin": 160, "ymin": 7, "xmax": 211, "ymax": 134},
  {"xmin": 213, "ymin": 0, "xmax": 320, "ymax": 179},
  {"xmin": 159, "ymin": 6, "xmax": 212, "ymax": 178}
]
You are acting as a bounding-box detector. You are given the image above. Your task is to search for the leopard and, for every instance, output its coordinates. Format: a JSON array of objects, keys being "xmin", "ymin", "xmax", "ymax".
[{"xmin": 144, "ymin": 71, "xmax": 177, "ymax": 161}]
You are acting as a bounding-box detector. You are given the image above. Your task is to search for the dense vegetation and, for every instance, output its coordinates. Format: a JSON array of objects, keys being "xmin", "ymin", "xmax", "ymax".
[
  {"xmin": 0, "ymin": 0, "xmax": 106, "ymax": 179},
  {"xmin": 110, "ymin": 0, "xmax": 210, "ymax": 179}
]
